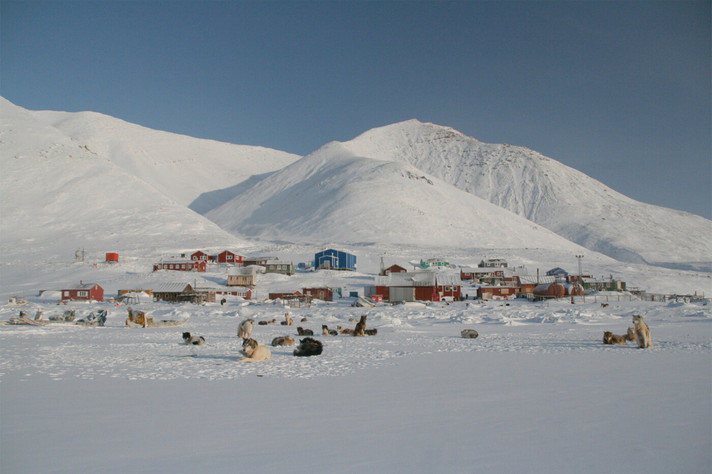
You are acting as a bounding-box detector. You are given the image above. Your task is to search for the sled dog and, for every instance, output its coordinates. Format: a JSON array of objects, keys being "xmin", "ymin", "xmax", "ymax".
[
  {"xmin": 272, "ymin": 335, "xmax": 295, "ymax": 346},
  {"xmin": 293, "ymin": 337, "xmax": 323, "ymax": 357},
  {"xmin": 353, "ymin": 315, "xmax": 367, "ymax": 337},
  {"xmin": 182, "ymin": 332, "xmax": 206, "ymax": 345},
  {"xmin": 240, "ymin": 338, "xmax": 271, "ymax": 362},
  {"xmin": 281, "ymin": 313, "xmax": 293, "ymax": 326},
  {"xmin": 602, "ymin": 331, "xmax": 627, "ymax": 345},
  {"xmin": 297, "ymin": 326, "xmax": 313, "ymax": 336},
  {"xmin": 632, "ymin": 315, "xmax": 652, "ymax": 348},
  {"xmin": 461, "ymin": 329, "xmax": 479, "ymax": 339},
  {"xmin": 237, "ymin": 319, "xmax": 255, "ymax": 339},
  {"xmin": 322, "ymin": 325, "xmax": 338, "ymax": 336}
]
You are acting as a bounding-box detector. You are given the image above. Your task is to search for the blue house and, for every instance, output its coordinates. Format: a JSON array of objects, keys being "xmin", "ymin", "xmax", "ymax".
[
  {"xmin": 546, "ymin": 267, "xmax": 569, "ymax": 278},
  {"xmin": 315, "ymin": 249, "xmax": 357, "ymax": 271}
]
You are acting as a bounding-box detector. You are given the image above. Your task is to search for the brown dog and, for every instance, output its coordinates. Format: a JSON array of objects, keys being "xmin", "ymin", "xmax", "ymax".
[
  {"xmin": 353, "ymin": 315, "xmax": 367, "ymax": 337},
  {"xmin": 603, "ymin": 331, "xmax": 627, "ymax": 345},
  {"xmin": 271, "ymin": 335, "xmax": 295, "ymax": 346},
  {"xmin": 297, "ymin": 326, "xmax": 314, "ymax": 336}
]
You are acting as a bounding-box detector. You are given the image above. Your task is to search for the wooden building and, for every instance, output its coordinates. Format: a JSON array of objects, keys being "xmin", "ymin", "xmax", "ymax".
[
  {"xmin": 61, "ymin": 282, "xmax": 104, "ymax": 302},
  {"xmin": 153, "ymin": 260, "xmax": 207, "ymax": 272}
]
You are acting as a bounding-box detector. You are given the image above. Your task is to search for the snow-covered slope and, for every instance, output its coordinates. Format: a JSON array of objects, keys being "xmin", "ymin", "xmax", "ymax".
[
  {"xmin": 207, "ymin": 141, "xmax": 593, "ymax": 252},
  {"xmin": 33, "ymin": 103, "xmax": 299, "ymax": 211},
  {"xmin": 0, "ymin": 98, "xmax": 249, "ymax": 260},
  {"xmin": 340, "ymin": 120, "xmax": 712, "ymax": 270}
]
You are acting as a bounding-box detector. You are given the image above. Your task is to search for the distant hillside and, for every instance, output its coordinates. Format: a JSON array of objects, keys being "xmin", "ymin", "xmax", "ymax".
[
  {"xmin": 35, "ymin": 105, "xmax": 299, "ymax": 210},
  {"xmin": 206, "ymin": 141, "xmax": 592, "ymax": 252},
  {"xmin": 0, "ymin": 98, "xmax": 255, "ymax": 260},
  {"xmin": 340, "ymin": 120, "xmax": 712, "ymax": 270}
]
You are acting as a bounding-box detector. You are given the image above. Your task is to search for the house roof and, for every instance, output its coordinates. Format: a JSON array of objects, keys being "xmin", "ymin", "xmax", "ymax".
[
  {"xmin": 376, "ymin": 270, "xmax": 462, "ymax": 287},
  {"xmin": 63, "ymin": 282, "xmax": 100, "ymax": 290},
  {"xmin": 152, "ymin": 282, "xmax": 193, "ymax": 293}
]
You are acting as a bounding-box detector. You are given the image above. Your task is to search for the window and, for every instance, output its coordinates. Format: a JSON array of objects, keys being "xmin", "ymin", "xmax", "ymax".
[
  {"xmin": 227, "ymin": 254, "xmax": 233, "ymax": 260},
  {"xmin": 78, "ymin": 291, "xmax": 88, "ymax": 297},
  {"xmin": 63, "ymin": 291, "xmax": 69, "ymax": 297}
]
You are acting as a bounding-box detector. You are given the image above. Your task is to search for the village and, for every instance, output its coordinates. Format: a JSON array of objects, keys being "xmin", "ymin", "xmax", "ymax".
[{"xmin": 33, "ymin": 247, "xmax": 647, "ymax": 311}]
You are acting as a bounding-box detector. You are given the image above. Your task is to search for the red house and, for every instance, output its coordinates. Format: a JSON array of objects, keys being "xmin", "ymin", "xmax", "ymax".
[
  {"xmin": 371, "ymin": 271, "xmax": 462, "ymax": 302},
  {"xmin": 381, "ymin": 264, "xmax": 407, "ymax": 276},
  {"xmin": 302, "ymin": 287, "xmax": 334, "ymax": 302},
  {"xmin": 61, "ymin": 282, "xmax": 104, "ymax": 302},
  {"xmin": 217, "ymin": 250, "xmax": 244, "ymax": 264},
  {"xmin": 190, "ymin": 251, "xmax": 210, "ymax": 262},
  {"xmin": 153, "ymin": 260, "xmax": 207, "ymax": 272}
]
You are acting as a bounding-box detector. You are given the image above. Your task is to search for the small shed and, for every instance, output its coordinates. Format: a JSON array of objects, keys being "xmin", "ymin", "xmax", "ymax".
[
  {"xmin": 303, "ymin": 287, "xmax": 334, "ymax": 302},
  {"xmin": 61, "ymin": 282, "xmax": 104, "ymax": 302},
  {"xmin": 315, "ymin": 249, "xmax": 356, "ymax": 271},
  {"xmin": 105, "ymin": 252, "xmax": 119, "ymax": 263}
]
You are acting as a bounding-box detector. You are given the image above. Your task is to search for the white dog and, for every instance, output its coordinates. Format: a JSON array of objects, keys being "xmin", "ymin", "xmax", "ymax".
[
  {"xmin": 632, "ymin": 315, "xmax": 652, "ymax": 348},
  {"xmin": 240, "ymin": 338, "xmax": 271, "ymax": 362},
  {"xmin": 237, "ymin": 318, "xmax": 255, "ymax": 339}
]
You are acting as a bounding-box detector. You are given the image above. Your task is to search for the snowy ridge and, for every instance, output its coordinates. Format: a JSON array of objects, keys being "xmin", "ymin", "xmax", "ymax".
[
  {"xmin": 32, "ymin": 103, "xmax": 299, "ymax": 209},
  {"xmin": 341, "ymin": 120, "xmax": 712, "ymax": 270},
  {"xmin": 206, "ymin": 142, "xmax": 591, "ymax": 252},
  {"xmin": 0, "ymin": 98, "xmax": 252, "ymax": 260}
]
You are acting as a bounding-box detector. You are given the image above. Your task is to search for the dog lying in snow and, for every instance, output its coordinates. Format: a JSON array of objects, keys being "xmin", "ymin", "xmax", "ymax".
[
  {"xmin": 293, "ymin": 337, "xmax": 323, "ymax": 357},
  {"xmin": 461, "ymin": 329, "xmax": 479, "ymax": 339},
  {"xmin": 632, "ymin": 314, "xmax": 652, "ymax": 348},
  {"xmin": 602, "ymin": 331, "xmax": 627, "ymax": 345},
  {"xmin": 337, "ymin": 325, "xmax": 354, "ymax": 335},
  {"xmin": 258, "ymin": 318, "xmax": 276, "ymax": 325},
  {"xmin": 240, "ymin": 338, "xmax": 271, "ymax": 362},
  {"xmin": 237, "ymin": 318, "xmax": 255, "ymax": 339},
  {"xmin": 297, "ymin": 326, "xmax": 314, "ymax": 336},
  {"xmin": 364, "ymin": 328, "xmax": 377, "ymax": 336},
  {"xmin": 272, "ymin": 335, "xmax": 295, "ymax": 346},
  {"xmin": 322, "ymin": 325, "xmax": 338, "ymax": 336},
  {"xmin": 182, "ymin": 332, "xmax": 205, "ymax": 345}
]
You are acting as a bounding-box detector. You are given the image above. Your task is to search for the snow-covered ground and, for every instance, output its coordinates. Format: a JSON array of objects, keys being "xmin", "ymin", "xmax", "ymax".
[
  {"xmin": 1, "ymin": 248, "xmax": 710, "ymax": 473},
  {"xmin": 1, "ymin": 98, "xmax": 710, "ymax": 472}
]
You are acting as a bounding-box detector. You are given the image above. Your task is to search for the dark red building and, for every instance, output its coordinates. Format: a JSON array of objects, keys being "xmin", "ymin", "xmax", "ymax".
[{"xmin": 61, "ymin": 282, "xmax": 104, "ymax": 302}]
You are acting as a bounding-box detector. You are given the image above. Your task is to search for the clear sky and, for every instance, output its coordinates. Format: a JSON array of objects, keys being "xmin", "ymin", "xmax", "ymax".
[{"xmin": 2, "ymin": 0, "xmax": 710, "ymax": 218}]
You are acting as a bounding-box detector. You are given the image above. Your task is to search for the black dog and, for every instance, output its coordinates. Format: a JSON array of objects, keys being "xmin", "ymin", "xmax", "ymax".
[{"xmin": 293, "ymin": 337, "xmax": 323, "ymax": 357}]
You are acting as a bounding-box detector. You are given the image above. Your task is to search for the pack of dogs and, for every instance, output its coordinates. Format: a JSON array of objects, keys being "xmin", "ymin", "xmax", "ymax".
[
  {"xmin": 603, "ymin": 314, "xmax": 652, "ymax": 348},
  {"xmin": 182, "ymin": 313, "xmax": 653, "ymax": 363}
]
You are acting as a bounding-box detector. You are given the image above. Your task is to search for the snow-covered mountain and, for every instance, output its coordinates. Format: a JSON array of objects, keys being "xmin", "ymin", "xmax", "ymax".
[
  {"xmin": 2, "ymin": 98, "xmax": 708, "ymax": 272},
  {"xmin": 338, "ymin": 120, "xmax": 712, "ymax": 270},
  {"xmin": 0, "ymin": 98, "xmax": 294, "ymax": 260},
  {"xmin": 206, "ymin": 141, "xmax": 593, "ymax": 253},
  {"xmin": 32, "ymin": 103, "xmax": 299, "ymax": 211}
]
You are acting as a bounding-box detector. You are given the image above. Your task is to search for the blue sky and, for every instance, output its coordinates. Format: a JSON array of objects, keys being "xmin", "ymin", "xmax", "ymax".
[{"xmin": 2, "ymin": 0, "xmax": 710, "ymax": 218}]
